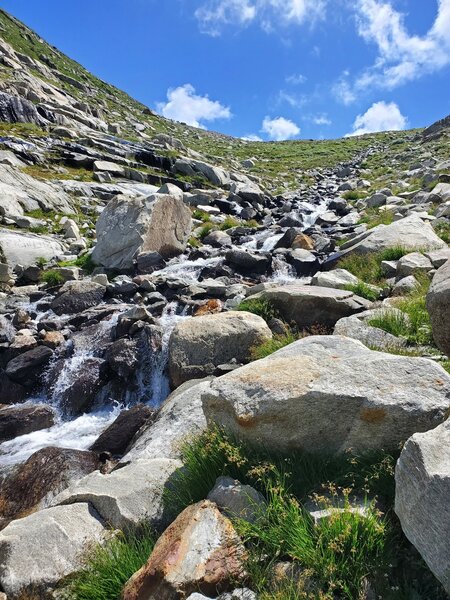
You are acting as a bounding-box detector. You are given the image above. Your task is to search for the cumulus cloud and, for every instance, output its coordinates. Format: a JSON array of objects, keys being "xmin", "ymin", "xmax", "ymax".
[
  {"xmin": 262, "ymin": 116, "xmax": 301, "ymax": 140},
  {"xmin": 195, "ymin": 0, "xmax": 327, "ymax": 35},
  {"xmin": 313, "ymin": 114, "xmax": 332, "ymax": 125},
  {"xmin": 157, "ymin": 84, "xmax": 231, "ymax": 128},
  {"xmin": 347, "ymin": 101, "xmax": 407, "ymax": 136},
  {"xmin": 354, "ymin": 0, "xmax": 450, "ymax": 91},
  {"xmin": 286, "ymin": 73, "xmax": 307, "ymax": 85}
]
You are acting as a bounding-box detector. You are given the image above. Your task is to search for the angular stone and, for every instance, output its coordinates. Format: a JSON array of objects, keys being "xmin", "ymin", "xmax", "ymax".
[
  {"xmin": 207, "ymin": 476, "xmax": 265, "ymax": 523},
  {"xmin": 122, "ymin": 500, "xmax": 246, "ymax": 600},
  {"xmin": 0, "ymin": 403, "xmax": 55, "ymax": 443},
  {"xmin": 54, "ymin": 458, "xmax": 182, "ymax": 529},
  {"xmin": 51, "ymin": 280, "xmax": 105, "ymax": 315},
  {"xmin": 168, "ymin": 311, "xmax": 272, "ymax": 388},
  {"xmin": 396, "ymin": 252, "xmax": 433, "ymax": 278},
  {"xmin": 0, "ymin": 228, "xmax": 64, "ymax": 269},
  {"xmin": 202, "ymin": 335, "xmax": 450, "ymax": 454},
  {"xmin": 395, "ymin": 419, "xmax": 450, "ymax": 594},
  {"xmin": 311, "ymin": 268, "xmax": 359, "ymax": 290},
  {"xmin": 0, "ymin": 503, "xmax": 106, "ymax": 596},
  {"xmin": 5, "ymin": 345, "xmax": 53, "ymax": 386}
]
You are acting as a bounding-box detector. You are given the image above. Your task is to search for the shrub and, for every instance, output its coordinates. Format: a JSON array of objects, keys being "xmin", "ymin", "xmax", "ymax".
[
  {"xmin": 65, "ymin": 526, "xmax": 155, "ymax": 600},
  {"xmin": 237, "ymin": 297, "xmax": 280, "ymax": 322},
  {"xmin": 40, "ymin": 270, "xmax": 64, "ymax": 287}
]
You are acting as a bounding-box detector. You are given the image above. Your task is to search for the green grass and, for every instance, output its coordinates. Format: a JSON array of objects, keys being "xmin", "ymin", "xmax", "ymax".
[
  {"xmin": 198, "ymin": 222, "xmax": 216, "ymax": 240},
  {"xmin": 192, "ymin": 209, "xmax": 211, "ymax": 222},
  {"xmin": 342, "ymin": 190, "xmax": 367, "ymax": 201},
  {"xmin": 40, "ymin": 269, "xmax": 64, "ymax": 286},
  {"xmin": 65, "ymin": 526, "xmax": 156, "ymax": 600},
  {"xmin": 367, "ymin": 276, "xmax": 433, "ymax": 346},
  {"xmin": 434, "ymin": 221, "xmax": 450, "ymax": 244},
  {"xmin": 343, "ymin": 282, "xmax": 380, "ymax": 301},
  {"xmin": 163, "ymin": 427, "xmax": 445, "ymax": 599},
  {"xmin": 250, "ymin": 332, "xmax": 299, "ymax": 360},
  {"xmin": 58, "ymin": 253, "xmax": 96, "ymax": 274},
  {"xmin": 359, "ymin": 208, "xmax": 395, "ymax": 229},
  {"xmin": 237, "ymin": 297, "xmax": 280, "ymax": 322},
  {"xmin": 338, "ymin": 246, "xmax": 412, "ymax": 285}
]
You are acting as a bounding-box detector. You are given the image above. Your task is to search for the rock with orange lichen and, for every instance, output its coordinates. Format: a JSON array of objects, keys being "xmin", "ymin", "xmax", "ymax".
[
  {"xmin": 122, "ymin": 500, "xmax": 246, "ymax": 600},
  {"xmin": 201, "ymin": 335, "xmax": 450, "ymax": 455}
]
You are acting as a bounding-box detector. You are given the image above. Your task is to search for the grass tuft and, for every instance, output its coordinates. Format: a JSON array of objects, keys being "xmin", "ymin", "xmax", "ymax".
[
  {"xmin": 338, "ymin": 246, "xmax": 411, "ymax": 285},
  {"xmin": 343, "ymin": 282, "xmax": 380, "ymax": 301},
  {"xmin": 250, "ymin": 331, "xmax": 300, "ymax": 360},
  {"xmin": 237, "ymin": 297, "xmax": 280, "ymax": 322},
  {"xmin": 40, "ymin": 270, "xmax": 64, "ymax": 287}
]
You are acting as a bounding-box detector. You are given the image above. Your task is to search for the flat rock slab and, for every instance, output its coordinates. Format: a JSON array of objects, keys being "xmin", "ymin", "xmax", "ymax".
[
  {"xmin": 202, "ymin": 335, "xmax": 450, "ymax": 454},
  {"xmin": 0, "ymin": 503, "xmax": 106, "ymax": 596},
  {"xmin": 54, "ymin": 458, "xmax": 182, "ymax": 529},
  {"xmin": 247, "ymin": 284, "xmax": 371, "ymax": 328},
  {"xmin": 0, "ymin": 228, "xmax": 64, "ymax": 269}
]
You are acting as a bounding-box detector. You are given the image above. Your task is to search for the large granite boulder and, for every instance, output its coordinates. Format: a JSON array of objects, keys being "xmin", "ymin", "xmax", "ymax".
[
  {"xmin": 427, "ymin": 259, "xmax": 450, "ymax": 355},
  {"xmin": 0, "ymin": 228, "xmax": 64, "ymax": 269},
  {"xmin": 0, "ymin": 503, "xmax": 106, "ymax": 596},
  {"xmin": 395, "ymin": 419, "xmax": 450, "ymax": 594},
  {"xmin": 54, "ymin": 458, "xmax": 181, "ymax": 529},
  {"xmin": 344, "ymin": 215, "xmax": 446, "ymax": 254},
  {"xmin": 0, "ymin": 402, "xmax": 55, "ymax": 442},
  {"xmin": 246, "ymin": 284, "xmax": 371, "ymax": 329},
  {"xmin": 168, "ymin": 311, "xmax": 272, "ymax": 388},
  {"xmin": 122, "ymin": 500, "xmax": 246, "ymax": 600},
  {"xmin": 92, "ymin": 193, "xmax": 192, "ymax": 270},
  {"xmin": 5, "ymin": 346, "xmax": 53, "ymax": 387},
  {"xmin": 202, "ymin": 336, "xmax": 450, "ymax": 454}
]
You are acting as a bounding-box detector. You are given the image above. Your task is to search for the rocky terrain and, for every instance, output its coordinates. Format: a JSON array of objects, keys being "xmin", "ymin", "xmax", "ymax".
[{"xmin": 0, "ymin": 8, "xmax": 449, "ymax": 600}]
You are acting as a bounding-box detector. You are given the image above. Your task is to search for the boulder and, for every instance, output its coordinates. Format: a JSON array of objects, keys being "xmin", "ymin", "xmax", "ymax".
[
  {"xmin": 0, "ymin": 91, "xmax": 48, "ymax": 126},
  {"xmin": 334, "ymin": 308, "xmax": 407, "ymax": 351},
  {"xmin": 54, "ymin": 458, "xmax": 182, "ymax": 529},
  {"xmin": 168, "ymin": 311, "xmax": 272, "ymax": 388},
  {"xmin": 427, "ymin": 259, "xmax": 450, "ymax": 355},
  {"xmin": 395, "ymin": 419, "xmax": 450, "ymax": 594},
  {"xmin": 0, "ymin": 447, "xmax": 99, "ymax": 523},
  {"xmin": 5, "ymin": 346, "xmax": 53, "ymax": 387},
  {"xmin": 0, "ymin": 403, "xmax": 55, "ymax": 442},
  {"xmin": 0, "ymin": 228, "xmax": 64, "ymax": 270},
  {"xmin": 92, "ymin": 194, "xmax": 192, "ymax": 270},
  {"xmin": 345, "ymin": 215, "xmax": 446, "ymax": 254},
  {"xmin": 225, "ymin": 249, "xmax": 271, "ymax": 276},
  {"xmin": 51, "ymin": 280, "xmax": 106, "ymax": 315},
  {"xmin": 201, "ymin": 335, "xmax": 450, "ymax": 454},
  {"xmin": 59, "ymin": 357, "xmax": 107, "ymax": 416},
  {"xmin": 207, "ymin": 476, "xmax": 265, "ymax": 523},
  {"xmin": 93, "ymin": 160, "xmax": 126, "ymax": 177},
  {"xmin": 124, "ymin": 379, "xmax": 210, "ymax": 462},
  {"xmin": 311, "ymin": 268, "xmax": 359, "ymax": 290},
  {"xmin": 122, "ymin": 500, "xmax": 246, "ymax": 600},
  {"xmin": 0, "ymin": 503, "xmax": 106, "ymax": 596},
  {"xmin": 247, "ymin": 284, "xmax": 371, "ymax": 329},
  {"xmin": 89, "ymin": 404, "xmax": 154, "ymax": 456},
  {"xmin": 396, "ymin": 252, "xmax": 433, "ymax": 278}
]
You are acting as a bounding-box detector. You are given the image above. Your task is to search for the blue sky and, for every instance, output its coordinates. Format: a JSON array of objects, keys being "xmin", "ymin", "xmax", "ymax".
[{"xmin": 2, "ymin": 0, "xmax": 450, "ymax": 140}]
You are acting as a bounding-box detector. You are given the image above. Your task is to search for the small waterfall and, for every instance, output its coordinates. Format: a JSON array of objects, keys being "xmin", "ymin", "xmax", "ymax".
[
  {"xmin": 152, "ymin": 256, "xmax": 222, "ymax": 282},
  {"xmin": 148, "ymin": 301, "xmax": 187, "ymax": 406},
  {"xmin": 269, "ymin": 255, "xmax": 297, "ymax": 284},
  {"xmin": 301, "ymin": 199, "xmax": 329, "ymax": 228}
]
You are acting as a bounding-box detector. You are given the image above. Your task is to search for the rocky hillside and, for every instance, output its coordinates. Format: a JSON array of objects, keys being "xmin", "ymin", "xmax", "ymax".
[{"xmin": 0, "ymin": 8, "xmax": 449, "ymax": 600}]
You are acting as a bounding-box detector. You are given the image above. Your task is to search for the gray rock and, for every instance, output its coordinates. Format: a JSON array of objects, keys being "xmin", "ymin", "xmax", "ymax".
[
  {"xmin": 202, "ymin": 335, "xmax": 450, "ymax": 454},
  {"xmin": 0, "ymin": 228, "xmax": 64, "ymax": 269},
  {"xmin": 247, "ymin": 284, "xmax": 371, "ymax": 329},
  {"xmin": 92, "ymin": 193, "xmax": 192, "ymax": 270},
  {"xmin": 311, "ymin": 268, "xmax": 359, "ymax": 290},
  {"xmin": 427, "ymin": 259, "xmax": 450, "ymax": 355},
  {"xmin": 0, "ymin": 90, "xmax": 48, "ymax": 126},
  {"xmin": 203, "ymin": 229, "xmax": 232, "ymax": 247},
  {"xmin": 54, "ymin": 458, "xmax": 182, "ymax": 529},
  {"xmin": 124, "ymin": 379, "xmax": 210, "ymax": 462},
  {"xmin": 207, "ymin": 476, "xmax": 265, "ymax": 523},
  {"xmin": 226, "ymin": 249, "xmax": 271, "ymax": 275},
  {"xmin": 0, "ymin": 503, "xmax": 106, "ymax": 596},
  {"xmin": 93, "ymin": 160, "xmax": 126, "ymax": 177},
  {"xmin": 396, "ymin": 252, "xmax": 433, "ymax": 278},
  {"xmin": 168, "ymin": 311, "xmax": 272, "ymax": 388},
  {"xmin": 334, "ymin": 308, "xmax": 407, "ymax": 351},
  {"xmin": 392, "ymin": 275, "xmax": 419, "ymax": 296},
  {"xmin": 425, "ymin": 248, "xmax": 450, "ymax": 269},
  {"xmin": 395, "ymin": 419, "xmax": 450, "ymax": 594},
  {"xmin": 0, "ymin": 402, "xmax": 55, "ymax": 442},
  {"xmin": 51, "ymin": 280, "xmax": 106, "ymax": 315},
  {"xmin": 5, "ymin": 345, "xmax": 53, "ymax": 386}
]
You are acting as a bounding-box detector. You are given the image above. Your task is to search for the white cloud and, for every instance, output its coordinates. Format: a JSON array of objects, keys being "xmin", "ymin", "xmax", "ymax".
[
  {"xmin": 262, "ymin": 116, "xmax": 300, "ymax": 140},
  {"xmin": 286, "ymin": 73, "xmax": 307, "ymax": 85},
  {"xmin": 313, "ymin": 114, "xmax": 332, "ymax": 125},
  {"xmin": 332, "ymin": 74, "xmax": 356, "ymax": 105},
  {"xmin": 195, "ymin": 0, "xmax": 327, "ymax": 35},
  {"xmin": 157, "ymin": 84, "xmax": 232, "ymax": 128},
  {"xmin": 241, "ymin": 134, "xmax": 263, "ymax": 141},
  {"xmin": 347, "ymin": 101, "xmax": 407, "ymax": 136},
  {"xmin": 353, "ymin": 0, "xmax": 450, "ymax": 91},
  {"xmin": 276, "ymin": 90, "xmax": 307, "ymax": 109}
]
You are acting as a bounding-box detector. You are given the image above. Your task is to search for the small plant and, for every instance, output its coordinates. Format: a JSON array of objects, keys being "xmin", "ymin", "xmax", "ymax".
[
  {"xmin": 198, "ymin": 222, "xmax": 216, "ymax": 240},
  {"xmin": 188, "ymin": 236, "xmax": 202, "ymax": 248},
  {"xmin": 237, "ymin": 297, "xmax": 280, "ymax": 322},
  {"xmin": 219, "ymin": 215, "xmax": 240, "ymax": 230},
  {"xmin": 342, "ymin": 190, "xmax": 366, "ymax": 201},
  {"xmin": 434, "ymin": 221, "xmax": 450, "ymax": 244},
  {"xmin": 359, "ymin": 208, "xmax": 394, "ymax": 229},
  {"xmin": 65, "ymin": 526, "xmax": 156, "ymax": 600},
  {"xmin": 250, "ymin": 331, "xmax": 299, "ymax": 360},
  {"xmin": 36, "ymin": 256, "xmax": 48, "ymax": 269},
  {"xmin": 343, "ymin": 282, "xmax": 380, "ymax": 301},
  {"xmin": 192, "ymin": 209, "xmax": 211, "ymax": 222},
  {"xmin": 367, "ymin": 310, "xmax": 411, "ymax": 339},
  {"xmin": 40, "ymin": 270, "xmax": 64, "ymax": 287}
]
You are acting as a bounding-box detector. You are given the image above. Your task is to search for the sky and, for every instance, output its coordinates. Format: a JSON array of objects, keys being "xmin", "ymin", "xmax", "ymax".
[{"xmin": 2, "ymin": 0, "xmax": 450, "ymax": 141}]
